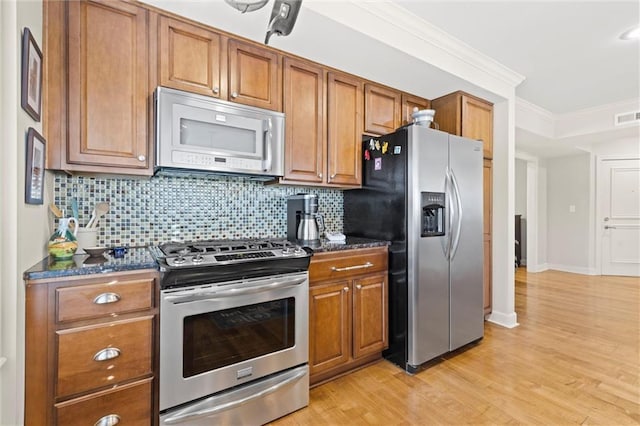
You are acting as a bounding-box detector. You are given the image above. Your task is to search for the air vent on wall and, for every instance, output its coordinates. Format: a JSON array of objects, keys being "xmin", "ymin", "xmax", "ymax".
[{"xmin": 614, "ymin": 110, "xmax": 640, "ymax": 126}]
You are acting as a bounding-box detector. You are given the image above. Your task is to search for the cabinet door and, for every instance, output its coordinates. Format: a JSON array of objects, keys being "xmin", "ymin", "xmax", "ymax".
[
  {"xmin": 309, "ymin": 281, "xmax": 351, "ymax": 375},
  {"xmin": 462, "ymin": 95, "xmax": 493, "ymax": 159},
  {"xmin": 55, "ymin": 378, "xmax": 152, "ymax": 426},
  {"xmin": 364, "ymin": 84, "xmax": 401, "ymax": 135},
  {"xmin": 228, "ymin": 39, "xmax": 281, "ymax": 111},
  {"xmin": 282, "ymin": 57, "xmax": 325, "ymax": 183},
  {"xmin": 327, "ymin": 72, "xmax": 363, "ymax": 187},
  {"xmin": 483, "ymin": 159, "xmax": 492, "ymax": 314},
  {"xmin": 484, "ymin": 235, "xmax": 492, "ymax": 314},
  {"xmin": 67, "ymin": 0, "xmax": 150, "ymax": 172},
  {"xmin": 159, "ymin": 16, "xmax": 223, "ymax": 98},
  {"xmin": 352, "ymin": 274, "xmax": 388, "ymax": 359},
  {"xmin": 483, "ymin": 159, "xmax": 492, "ymax": 236},
  {"xmin": 401, "ymin": 93, "xmax": 430, "ymax": 126}
]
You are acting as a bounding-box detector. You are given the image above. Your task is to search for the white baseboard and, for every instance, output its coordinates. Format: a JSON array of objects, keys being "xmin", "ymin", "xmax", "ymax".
[
  {"xmin": 546, "ymin": 264, "xmax": 598, "ymax": 275},
  {"xmin": 523, "ymin": 263, "xmax": 548, "ymax": 273},
  {"xmin": 486, "ymin": 310, "xmax": 519, "ymax": 328}
]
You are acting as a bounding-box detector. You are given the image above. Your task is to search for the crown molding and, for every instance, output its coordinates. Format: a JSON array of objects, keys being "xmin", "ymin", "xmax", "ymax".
[{"xmin": 303, "ymin": 0, "xmax": 524, "ymax": 97}]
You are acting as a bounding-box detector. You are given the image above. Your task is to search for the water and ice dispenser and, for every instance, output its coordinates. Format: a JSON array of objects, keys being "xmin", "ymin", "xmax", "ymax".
[{"xmin": 421, "ymin": 192, "xmax": 445, "ymax": 237}]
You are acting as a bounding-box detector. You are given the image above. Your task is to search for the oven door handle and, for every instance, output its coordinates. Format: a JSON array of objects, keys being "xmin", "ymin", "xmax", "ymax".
[
  {"xmin": 162, "ymin": 366, "xmax": 308, "ymax": 424},
  {"xmin": 164, "ymin": 276, "xmax": 306, "ymax": 304}
]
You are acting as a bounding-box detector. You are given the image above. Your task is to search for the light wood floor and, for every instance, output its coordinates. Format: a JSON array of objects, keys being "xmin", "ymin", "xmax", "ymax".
[{"xmin": 273, "ymin": 268, "xmax": 640, "ymax": 425}]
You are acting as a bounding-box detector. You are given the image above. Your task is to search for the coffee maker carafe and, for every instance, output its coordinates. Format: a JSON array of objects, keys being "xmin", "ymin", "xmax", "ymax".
[{"xmin": 287, "ymin": 194, "xmax": 324, "ymax": 246}]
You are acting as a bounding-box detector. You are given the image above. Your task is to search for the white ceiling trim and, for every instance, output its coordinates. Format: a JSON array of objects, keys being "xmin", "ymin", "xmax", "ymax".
[
  {"xmin": 516, "ymin": 97, "xmax": 554, "ymax": 139},
  {"xmin": 303, "ymin": 0, "xmax": 524, "ymax": 99},
  {"xmin": 517, "ymin": 96, "xmax": 640, "ymax": 143}
]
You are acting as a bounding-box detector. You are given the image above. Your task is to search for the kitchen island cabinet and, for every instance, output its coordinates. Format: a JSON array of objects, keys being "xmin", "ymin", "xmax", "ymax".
[
  {"xmin": 24, "ymin": 267, "xmax": 159, "ymax": 425},
  {"xmin": 308, "ymin": 246, "xmax": 388, "ymax": 386}
]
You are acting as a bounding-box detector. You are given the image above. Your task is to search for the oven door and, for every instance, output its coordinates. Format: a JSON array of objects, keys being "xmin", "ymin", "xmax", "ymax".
[{"xmin": 160, "ymin": 272, "xmax": 308, "ymax": 411}]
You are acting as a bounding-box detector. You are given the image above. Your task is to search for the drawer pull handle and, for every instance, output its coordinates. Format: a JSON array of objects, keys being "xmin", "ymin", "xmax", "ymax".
[
  {"xmin": 93, "ymin": 347, "xmax": 121, "ymax": 362},
  {"xmin": 94, "ymin": 414, "xmax": 120, "ymax": 426},
  {"xmin": 331, "ymin": 262, "xmax": 373, "ymax": 272},
  {"xmin": 93, "ymin": 292, "xmax": 121, "ymax": 305}
]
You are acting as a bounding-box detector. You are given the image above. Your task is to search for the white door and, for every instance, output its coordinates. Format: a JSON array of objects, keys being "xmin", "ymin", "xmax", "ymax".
[{"xmin": 597, "ymin": 158, "xmax": 640, "ymax": 276}]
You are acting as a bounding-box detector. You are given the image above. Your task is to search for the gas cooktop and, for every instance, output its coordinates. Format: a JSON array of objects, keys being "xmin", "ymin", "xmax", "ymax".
[
  {"xmin": 152, "ymin": 238, "xmax": 313, "ymax": 289},
  {"xmin": 151, "ymin": 238, "xmax": 309, "ymax": 269}
]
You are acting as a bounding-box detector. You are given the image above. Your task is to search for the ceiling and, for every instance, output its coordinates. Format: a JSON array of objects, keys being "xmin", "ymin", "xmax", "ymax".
[
  {"xmin": 396, "ymin": 1, "xmax": 640, "ymax": 114},
  {"xmin": 147, "ymin": 0, "xmax": 639, "ymax": 157}
]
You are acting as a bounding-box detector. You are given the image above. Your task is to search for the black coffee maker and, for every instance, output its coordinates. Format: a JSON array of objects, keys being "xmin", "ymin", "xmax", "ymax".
[{"xmin": 287, "ymin": 194, "xmax": 324, "ymax": 247}]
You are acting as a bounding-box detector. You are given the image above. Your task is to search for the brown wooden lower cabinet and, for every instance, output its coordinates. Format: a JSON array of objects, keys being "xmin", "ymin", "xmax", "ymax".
[
  {"xmin": 308, "ymin": 246, "xmax": 388, "ymax": 386},
  {"xmin": 24, "ymin": 269, "xmax": 159, "ymax": 425}
]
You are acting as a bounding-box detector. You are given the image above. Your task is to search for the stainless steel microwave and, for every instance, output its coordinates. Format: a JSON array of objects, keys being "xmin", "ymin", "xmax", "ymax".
[{"xmin": 155, "ymin": 87, "xmax": 284, "ymax": 177}]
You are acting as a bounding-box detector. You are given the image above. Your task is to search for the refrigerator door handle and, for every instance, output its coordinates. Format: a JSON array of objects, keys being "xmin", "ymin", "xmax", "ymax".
[
  {"xmin": 450, "ymin": 168, "xmax": 464, "ymax": 259},
  {"xmin": 444, "ymin": 168, "xmax": 454, "ymax": 260}
]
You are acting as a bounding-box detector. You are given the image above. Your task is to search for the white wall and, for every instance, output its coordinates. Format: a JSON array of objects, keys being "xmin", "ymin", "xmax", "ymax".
[
  {"xmin": 545, "ymin": 153, "xmax": 592, "ymax": 273},
  {"xmin": 537, "ymin": 164, "xmax": 548, "ymax": 267},
  {"xmin": 1, "ymin": 1, "xmax": 49, "ymax": 424}
]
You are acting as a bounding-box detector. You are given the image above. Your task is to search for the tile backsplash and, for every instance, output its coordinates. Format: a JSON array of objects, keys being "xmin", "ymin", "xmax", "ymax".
[{"xmin": 54, "ymin": 173, "xmax": 344, "ymax": 247}]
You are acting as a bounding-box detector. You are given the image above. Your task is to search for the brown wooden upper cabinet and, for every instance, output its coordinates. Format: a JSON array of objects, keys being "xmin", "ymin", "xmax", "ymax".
[
  {"xmin": 282, "ymin": 59, "xmax": 362, "ymax": 188},
  {"xmin": 282, "ymin": 57, "xmax": 326, "ymax": 184},
  {"xmin": 363, "ymin": 84, "xmax": 401, "ymax": 135},
  {"xmin": 228, "ymin": 39, "xmax": 282, "ymax": 111},
  {"xmin": 45, "ymin": 0, "xmax": 152, "ymax": 175},
  {"xmin": 401, "ymin": 93, "xmax": 431, "ymax": 126},
  {"xmin": 158, "ymin": 18, "xmax": 281, "ymax": 111},
  {"xmin": 431, "ymin": 91, "xmax": 493, "ymax": 159},
  {"xmin": 159, "ymin": 16, "xmax": 224, "ymax": 98},
  {"xmin": 327, "ymin": 72, "xmax": 363, "ymax": 187}
]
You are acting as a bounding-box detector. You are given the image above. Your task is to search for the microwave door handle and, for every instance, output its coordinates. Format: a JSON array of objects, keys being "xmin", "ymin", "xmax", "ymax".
[{"xmin": 263, "ymin": 118, "xmax": 273, "ymax": 172}]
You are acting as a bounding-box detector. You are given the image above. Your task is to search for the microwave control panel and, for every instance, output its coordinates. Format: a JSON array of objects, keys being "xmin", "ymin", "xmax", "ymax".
[{"xmin": 172, "ymin": 150, "xmax": 262, "ymax": 172}]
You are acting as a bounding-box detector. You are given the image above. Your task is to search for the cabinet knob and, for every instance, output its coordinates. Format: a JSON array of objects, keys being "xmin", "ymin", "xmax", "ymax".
[
  {"xmin": 330, "ymin": 173, "xmax": 336, "ymax": 180},
  {"xmin": 94, "ymin": 414, "xmax": 120, "ymax": 426},
  {"xmin": 93, "ymin": 347, "xmax": 121, "ymax": 362},
  {"xmin": 318, "ymin": 172, "xmax": 323, "ymax": 178},
  {"xmin": 137, "ymin": 155, "xmax": 146, "ymax": 162},
  {"xmin": 93, "ymin": 292, "xmax": 120, "ymax": 305},
  {"xmin": 343, "ymin": 287, "xmax": 349, "ymax": 292},
  {"xmin": 231, "ymin": 92, "xmax": 238, "ymax": 99},
  {"xmin": 213, "ymin": 87, "xmax": 219, "ymax": 94},
  {"xmin": 356, "ymin": 284, "xmax": 362, "ymax": 290}
]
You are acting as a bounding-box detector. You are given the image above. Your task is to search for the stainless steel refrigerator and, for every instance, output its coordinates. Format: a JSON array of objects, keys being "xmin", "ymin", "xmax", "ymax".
[{"xmin": 344, "ymin": 125, "xmax": 484, "ymax": 373}]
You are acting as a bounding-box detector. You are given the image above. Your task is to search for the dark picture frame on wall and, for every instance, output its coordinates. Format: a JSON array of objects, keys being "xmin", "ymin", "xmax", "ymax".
[
  {"xmin": 25, "ymin": 128, "xmax": 46, "ymax": 205},
  {"xmin": 21, "ymin": 27, "xmax": 43, "ymax": 122}
]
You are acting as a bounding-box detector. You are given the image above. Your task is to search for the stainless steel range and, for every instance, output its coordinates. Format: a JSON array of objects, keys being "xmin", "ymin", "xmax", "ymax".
[{"xmin": 152, "ymin": 238, "xmax": 312, "ymax": 425}]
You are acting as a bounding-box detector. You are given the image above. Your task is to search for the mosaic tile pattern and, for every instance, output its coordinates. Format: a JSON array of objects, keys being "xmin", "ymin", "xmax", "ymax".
[{"xmin": 53, "ymin": 173, "xmax": 344, "ymax": 247}]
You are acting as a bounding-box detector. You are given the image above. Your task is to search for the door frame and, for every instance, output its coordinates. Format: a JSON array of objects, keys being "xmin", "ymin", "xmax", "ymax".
[
  {"xmin": 595, "ymin": 154, "xmax": 640, "ymax": 275},
  {"xmin": 514, "ymin": 151, "xmax": 540, "ymax": 272}
]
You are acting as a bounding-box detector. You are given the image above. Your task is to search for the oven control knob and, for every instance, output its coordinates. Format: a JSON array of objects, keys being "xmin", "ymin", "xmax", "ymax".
[
  {"xmin": 192, "ymin": 254, "xmax": 204, "ymax": 263},
  {"xmin": 294, "ymin": 247, "xmax": 305, "ymax": 255},
  {"xmin": 282, "ymin": 247, "xmax": 291, "ymax": 255}
]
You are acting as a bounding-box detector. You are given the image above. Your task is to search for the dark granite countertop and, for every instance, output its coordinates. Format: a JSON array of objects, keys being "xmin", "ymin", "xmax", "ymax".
[
  {"xmin": 309, "ymin": 236, "xmax": 390, "ymax": 253},
  {"xmin": 23, "ymin": 246, "xmax": 158, "ymax": 281}
]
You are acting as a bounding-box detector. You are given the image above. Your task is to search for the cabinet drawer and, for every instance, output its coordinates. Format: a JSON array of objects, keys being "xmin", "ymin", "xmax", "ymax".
[
  {"xmin": 56, "ymin": 278, "xmax": 154, "ymax": 323},
  {"xmin": 55, "ymin": 378, "xmax": 152, "ymax": 426},
  {"xmin": 56, "ymin": 316, "xmax": 153, "ymax": 398},
  {"xmin": 309, "ymin": 247, "xmax": 388, "ymax": 283}
]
